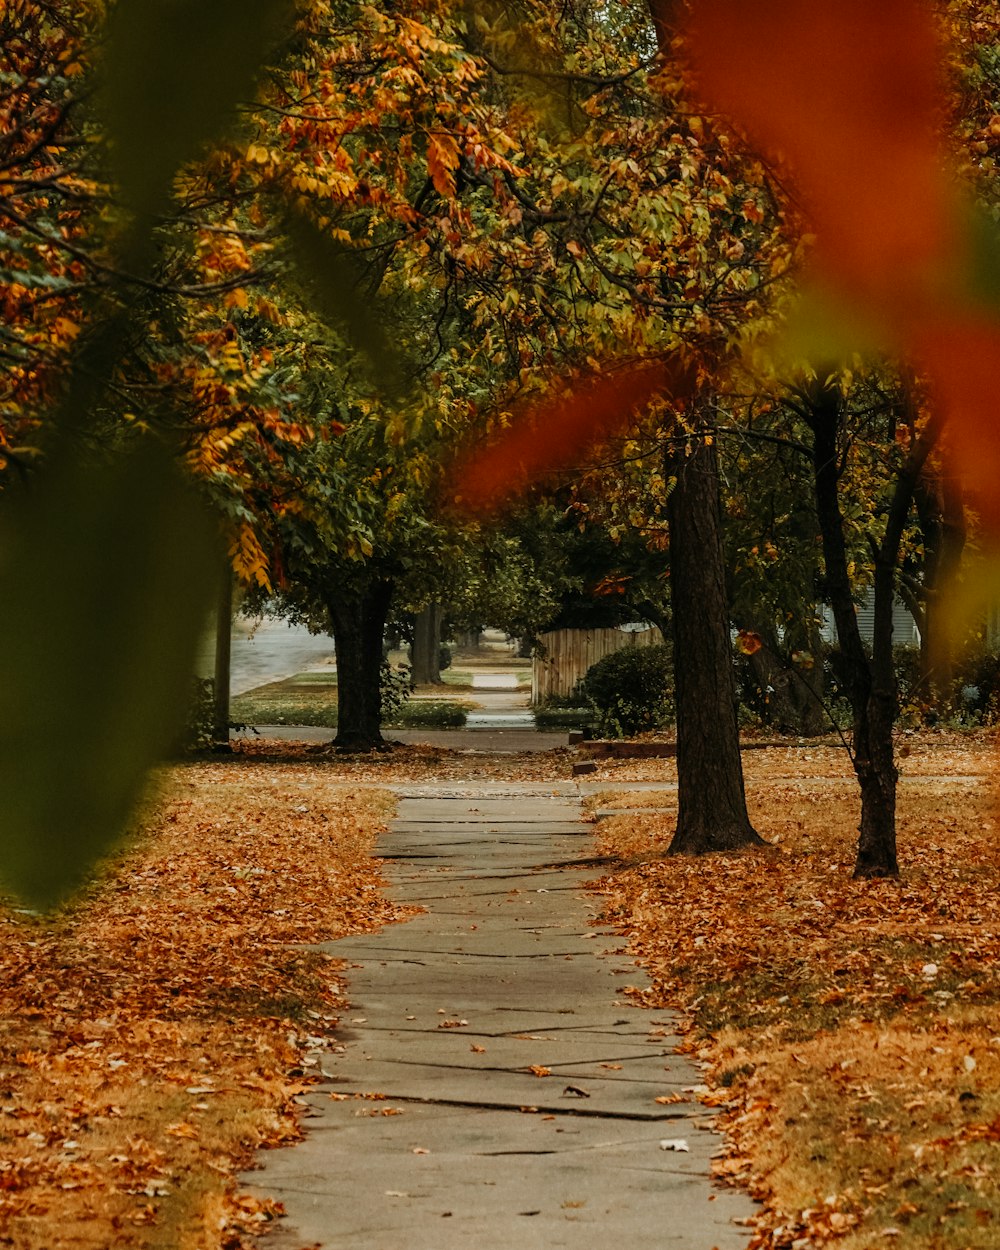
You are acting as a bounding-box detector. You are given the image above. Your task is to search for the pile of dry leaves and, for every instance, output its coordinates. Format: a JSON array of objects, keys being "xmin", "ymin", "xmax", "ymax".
[
  {"xmin": 0, "ymin": 762, "xmax": 407, "ymax": 1250},
  {"xmin": 591, "ymin": 733, "xmax": 1000, "ymax": 1249}
]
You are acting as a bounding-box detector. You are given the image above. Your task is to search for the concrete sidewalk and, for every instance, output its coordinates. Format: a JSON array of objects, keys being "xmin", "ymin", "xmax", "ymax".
[{"xmin": 243, "ymin": 786, "xmax": 754, "ymax": 1248}]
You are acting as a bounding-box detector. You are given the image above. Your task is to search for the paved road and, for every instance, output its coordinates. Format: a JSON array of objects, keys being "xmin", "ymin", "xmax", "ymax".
[
  {"xmin": 243, "ymin": 785, "xmax": 754, "ymax": 1248},
  {"xmin": 230, "ymin": 620, "xmax": 336, "ymax": 696},
  {"xmin": 197, "ymin": 619, "xmax": 337, "ymax": 696}
]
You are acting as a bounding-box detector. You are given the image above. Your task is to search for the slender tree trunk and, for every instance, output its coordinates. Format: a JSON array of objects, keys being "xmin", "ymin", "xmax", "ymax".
[
  {"xmin": 411, "ymin": 602, "xmax": 444, "ymax": 685},
  {"xmin": 666, "ymin": 420, "xmax": 764, "ymax": 855},
  {"xmin": 212, "ymin": 571, "xmax": 233, "ymax": 750},
  {"xmin": 808, "ymin": 381, "xmax": 898, "ymax": 876},
  {"xmin": 324, "ymin": 578, "xmax": 394, "ymax": 752},
  {"xmin": 914, "ymin": 461, "xmax": 966, "ymax": 707},
  {"xmin": 805, "ymin": 379, "xmax": 941, "ymax": 878}
]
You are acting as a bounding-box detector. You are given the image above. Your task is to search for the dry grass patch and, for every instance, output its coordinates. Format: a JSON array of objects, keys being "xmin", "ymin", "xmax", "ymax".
[
  {"xmin": 231, "ymin": 738, "xmax": 580, "ymax": 782},
  {"xmin": 0, "ymin": 763, "xmax": 405, "ymax": 1250},
  {"xmin": 593, "ymin": 735, "xmax": 1000, "ymax": 1249}
]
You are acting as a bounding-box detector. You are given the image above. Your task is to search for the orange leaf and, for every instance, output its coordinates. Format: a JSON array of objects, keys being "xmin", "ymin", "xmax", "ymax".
[
  {"xmin": 735, "ymin": 630, "xmax": 764, "ymax": 656},
  {"xmin": 164, "ymin": 1121, "xmax": 199, "ymax": 1139},
  {"xmin": 427, "ymin": 131, "xmax": 460, "ymax": 198}
]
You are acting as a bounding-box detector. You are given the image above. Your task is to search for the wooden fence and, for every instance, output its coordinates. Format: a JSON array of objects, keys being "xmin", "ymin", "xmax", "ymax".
[{"xmin": 531, "ymin": 626, "xmax": 664, "ymax": 704}]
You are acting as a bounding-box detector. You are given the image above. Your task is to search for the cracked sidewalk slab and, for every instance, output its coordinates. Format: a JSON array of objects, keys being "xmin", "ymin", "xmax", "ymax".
[{"xmin": 242, "ymin": 785, "xmax": 755, "ymax": 1248}]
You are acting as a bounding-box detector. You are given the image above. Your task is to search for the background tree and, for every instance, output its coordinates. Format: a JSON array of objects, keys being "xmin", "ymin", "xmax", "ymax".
[{"xmin": 786, "ymin": 370, "xmax": 942, "ymax": 877}]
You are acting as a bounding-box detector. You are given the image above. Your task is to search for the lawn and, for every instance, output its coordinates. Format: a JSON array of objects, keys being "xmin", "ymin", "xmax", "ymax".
[
  {"xmin": 231, "ymin": 674, "xmax": 472, "ymax": 728},
  {"xmin": 0, "ymin": 764, "xmax": 405, "ymax": 1250},
  {"xmin": 4, "ymin": 733, "xmax": 996, "ymax": 1249},
  {"xmin": 589, "ymin": 734, "xmax": 1000, "ymax": 1249}
]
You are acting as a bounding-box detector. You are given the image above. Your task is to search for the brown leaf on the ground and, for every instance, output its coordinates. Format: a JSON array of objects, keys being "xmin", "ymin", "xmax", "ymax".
[
  {"xmin": 0, "ymin": 763, "xmax": 407, "ymax": 1250},
  {"xmin": 593, "ymin": 731, "xmax": 1000, "ymax": 1250}
]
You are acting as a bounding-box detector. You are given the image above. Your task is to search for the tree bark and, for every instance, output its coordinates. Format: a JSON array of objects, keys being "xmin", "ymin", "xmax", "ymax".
[
  {"xmin": 804, "ymin": 379, "xmax": 941, "ymax": 878},
  {"xmin": 411, "ymin": 602, "xmax": 444, "ymax": 685},
  {"xmin": 666, "ymin": 421, "xmax": 764, "ymax": 855},
  {"xmin": 212, "ymin": 571, "xmax": 233, "ymax": 750},
  {"xmin": 324, "ymin": 578, "xmax": 394, "ymax": 752},
  {"xmin": 914, "ymin": 460, "xmax": 966, "ymax": 707}
]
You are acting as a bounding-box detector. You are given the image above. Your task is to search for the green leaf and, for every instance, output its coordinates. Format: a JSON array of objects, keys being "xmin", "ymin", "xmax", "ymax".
[
  {"xmin": 966, "ymin": 205, "xmax": 1000, "ymax": 315},
  {"xmin": 0, "ymin": 443, "xmax": 220, "ymax": 908},
  {"xmin": 102, "ymin": 0, "xmax": 292, "ymax": 221}
]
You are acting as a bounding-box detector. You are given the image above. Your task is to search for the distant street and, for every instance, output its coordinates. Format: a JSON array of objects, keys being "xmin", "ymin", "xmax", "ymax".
[{"xmin": 225, "ymin": 618, "xmax": 336, "ymax": 695}]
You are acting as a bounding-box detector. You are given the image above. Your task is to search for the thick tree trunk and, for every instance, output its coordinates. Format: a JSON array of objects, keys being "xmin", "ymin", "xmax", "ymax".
[
  {"xmin": 324, "ymin": 578, "xmax": 394, "ymax": 752},
  {"xmin": 410, "ymin": 602, "xmax": 444, "ymax": 685},
  {"xmin": 666, "ymin": 423, "xmax": 764, "ymax": 855}
]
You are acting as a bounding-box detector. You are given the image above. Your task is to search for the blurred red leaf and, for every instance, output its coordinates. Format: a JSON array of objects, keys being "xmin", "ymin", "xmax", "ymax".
[
  {"xmin": 449, "ymin": 356, "xmax": 693, "ymax": 513},
  {"xmin": 912, "ymin": 316, "xmax": 1000, "ymax": 524},
  {"xmin": 683, "ymin": 0, "xmax": 1000, "ymax": 527},
  {"xmin": 685, "ymin": 0, "xmax": 958, "ymax": 305}
]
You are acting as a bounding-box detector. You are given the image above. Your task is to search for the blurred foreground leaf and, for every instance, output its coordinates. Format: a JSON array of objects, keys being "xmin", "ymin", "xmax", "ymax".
[
  {"xmin": 103, "ymin": 0, "xmax": 291, "ymax": 221},
  {"xmin": 967, "ymin": 206, "xmax": 1000, "ymax": 315},
  {"xmin": 0, "ymin": 444, "xmax": 220, "ymax": 908},
  {"xmin": 284, "ymin": 211, "xmax": 406, "ymax": 398}
]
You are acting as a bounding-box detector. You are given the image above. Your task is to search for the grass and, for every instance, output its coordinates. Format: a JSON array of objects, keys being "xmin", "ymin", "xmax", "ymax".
[
  {"xmin": 231, "ymin": 676, "xmax": 469, "ymax": 729},
  {"xmin": 396, "ymin": 700, "xmax": 467, "ymax": 728},
  {"xmin": 589, "ymin": 737, "xmax": 1000, "ymax": 1249},
  {"xmin": 440, "ymin": 668, "xmax": 532, "ymax": 690}
]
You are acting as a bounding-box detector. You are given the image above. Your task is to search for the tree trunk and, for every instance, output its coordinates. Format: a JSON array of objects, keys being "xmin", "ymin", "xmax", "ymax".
[
  {"xmin": 324, "ymin": 578, "xmax": 394, "ymax": 752},
  {"xmin": 212, "ymin": 571, "xmax": 233, "ymax": 751},
  {"xmin": 741, "ymin": 619, "xmax": 828, "ymax": 736},
  {"xmin": 914, "ymin": 460, "xmax": 966, "ymax": 708},
  {"xmin": 807, "ymin": 380, "xmax": 899, "ymax": 876},
  {"xmin": 410, "ymin": 602, "xmax": 444, "ymax": 685},
  {"xmin": 666, "ymin": 421, "xmax": 764, "ymax": 855},
  {"xmin": 804, "ymin": 379, "xmax": 941, "ymax": 878}
]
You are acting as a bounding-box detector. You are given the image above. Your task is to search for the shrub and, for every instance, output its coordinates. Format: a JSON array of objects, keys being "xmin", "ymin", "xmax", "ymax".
[
  {"xmin": 533, "ymin": 705, "xmax": 594, "ymax": 730},
  {"xmin": 390, "ymin": 700, "xmax": 467, "ymax": 728},
  {"xmin": 380, "ymin": 660, "xmax": 413, "ymax": 720},
  {"xmin": 955, "ymin": 649, "xmax": 1000, "ymax": 724},
  {"xmin": 183, "ymin": 676, "xmax": 216, "ymax": 751},
  {"xmin": 580, "ymin": 643, "xmax": 674, "ymax": 738}
]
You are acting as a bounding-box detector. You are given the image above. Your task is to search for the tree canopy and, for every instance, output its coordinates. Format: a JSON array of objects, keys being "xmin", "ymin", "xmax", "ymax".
[{"xmin": 2, "ymin": 0, "xmax": 999, "ymax": 901}]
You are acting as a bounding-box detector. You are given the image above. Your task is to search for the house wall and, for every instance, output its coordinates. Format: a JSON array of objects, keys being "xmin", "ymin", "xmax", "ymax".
[{"xmin": 819, "ymin": 597, "xmax": 921, "ymax": 646}]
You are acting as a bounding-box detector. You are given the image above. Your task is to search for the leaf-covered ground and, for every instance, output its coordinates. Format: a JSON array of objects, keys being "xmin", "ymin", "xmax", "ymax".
[
  {"xmin": 0, "ymin": 764, "xmax": 406, "ymax": 1250},
  {"xmin": 4, "ymin": 733, "xmax": 996, "ymax": 1249},
  {"xmin": 589, "ymin": 732, "xmax": 1000, "ymax": 1249}
]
